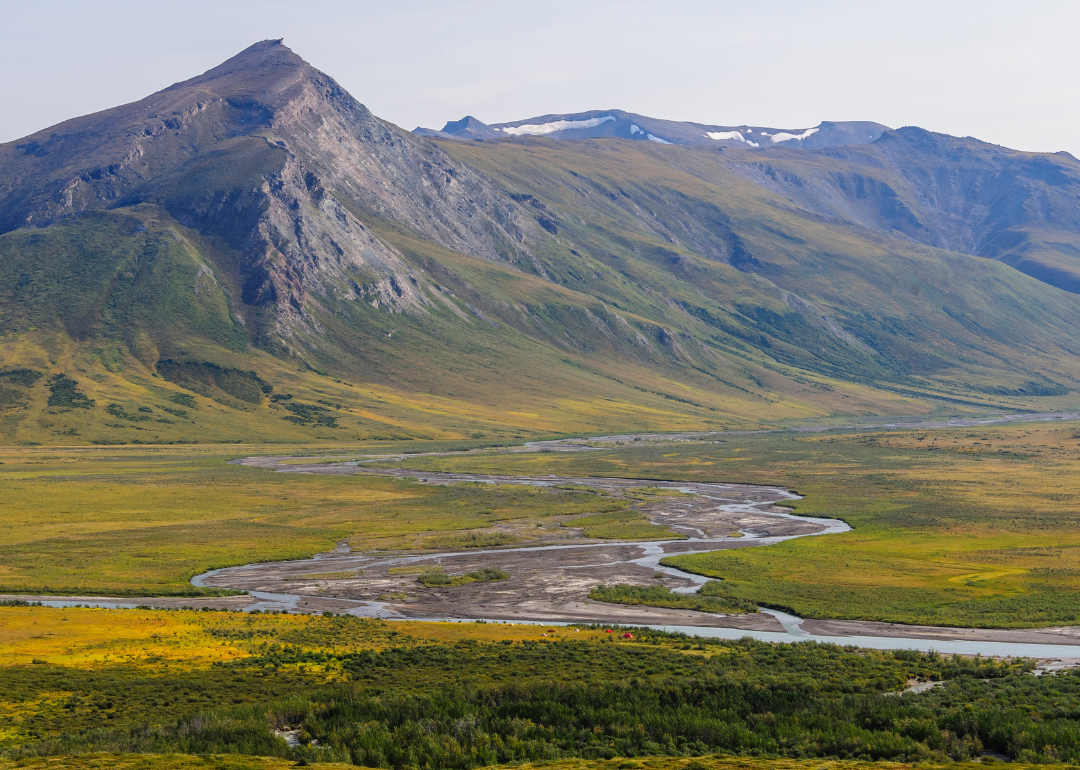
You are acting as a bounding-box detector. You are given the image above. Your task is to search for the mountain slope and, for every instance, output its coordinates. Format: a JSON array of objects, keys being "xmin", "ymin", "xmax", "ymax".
[
  {"xmin": 723, "ymin": 127, "xmax": 1080, "ymax": 293},
  {"xmin": 420, "ymin": 112, "xmax": 1080, "ymax": 295},
  {"xmin": 439, "ymin": 137, "xmax": 1080, "ymax": 396},
  {"xmin": 1, "ymin": 41, "xmax": 1079, "ymax": 446}
]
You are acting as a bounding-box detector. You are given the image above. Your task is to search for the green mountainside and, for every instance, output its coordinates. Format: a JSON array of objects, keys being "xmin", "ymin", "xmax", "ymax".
[
  {"xmin": 729, "ymin": 128, "xmax": 1080, "ymax": 293},
  {"xmin": 1, "ymin": 40, "xmax": 1079, "ymax": 445}
]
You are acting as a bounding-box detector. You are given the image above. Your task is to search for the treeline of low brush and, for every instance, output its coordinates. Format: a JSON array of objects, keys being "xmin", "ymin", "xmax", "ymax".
[
  {"xmin": 12, "ymin": 667, "xmax": 1080, "ymax": 766},
  {"xmin": 292, "ymin": 673, "xmax": 1080, "ymax": 766},
  {"xmin": 8, "ymin": 707, "xmax": 289, "ymax": 760},
  {"xmin": 418, "ymin": 568, "xmax": 510, "ymax": 587},
  {"xmin": 251, "ymin": 634, "xmax": 993, "ymax": 690},
  {"xmin": 280, "ymin": 648, "xmax": 1064, "ymax": 766},
  {"xmin": 589, "ymin": 582, "xmax": 759, "ymax": 614},
  {"xmin": 5, "ymin": 635, "xmax": 1054, "ymax": 766}
]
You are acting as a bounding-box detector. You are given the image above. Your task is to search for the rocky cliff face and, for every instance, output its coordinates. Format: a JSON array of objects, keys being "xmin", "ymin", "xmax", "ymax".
[{"xmin": 0, "ymin": 40, "xmax": 535, "ymax": 340}]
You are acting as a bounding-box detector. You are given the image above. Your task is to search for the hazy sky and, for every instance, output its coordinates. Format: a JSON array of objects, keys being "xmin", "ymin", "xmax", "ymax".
[{"xmin": 2, "ymin": 0, "xmax": 1079, "ymax": 154}]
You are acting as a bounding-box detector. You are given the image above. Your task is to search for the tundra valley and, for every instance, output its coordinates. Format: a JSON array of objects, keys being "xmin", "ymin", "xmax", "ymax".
[{"xmin": 6, "ymin": 38, "xmax": 1080, "ymax": 770}]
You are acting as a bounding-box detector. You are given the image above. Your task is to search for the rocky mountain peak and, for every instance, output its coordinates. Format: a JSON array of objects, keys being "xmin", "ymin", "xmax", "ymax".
[
  {"xmin": 162, "ymin": 39, "xmax": 308, "ymax": 103},
  {"xmin": 0, "ymin": 41, "xmax": 535, "ymax": 346},
  {"xmin": 190, "ymin": 38, "xmax": 302, "ymax": 78}
]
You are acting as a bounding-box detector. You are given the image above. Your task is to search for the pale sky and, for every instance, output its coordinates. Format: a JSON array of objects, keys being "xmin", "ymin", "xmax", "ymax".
[{"xmin": 2, "ymin": 0, "xmax": 1079, "ymax": 155}]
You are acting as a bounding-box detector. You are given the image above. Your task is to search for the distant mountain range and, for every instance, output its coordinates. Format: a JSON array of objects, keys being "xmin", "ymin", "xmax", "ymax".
[
  {"xmin": 415, "ymin": 110, "xmax": 889, "ymax": 150},
  {"xmin": 414, "ymin": 109, "xmax": 1080, "ymax": 295},
  {"xmin": 2, "ymin": 40, "xmax": 1080, "ymax": 446}
]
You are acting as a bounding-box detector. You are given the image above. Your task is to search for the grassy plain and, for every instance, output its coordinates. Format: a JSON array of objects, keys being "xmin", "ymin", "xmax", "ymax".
[
  {"xmin": 9, "ymin": 420, "xmax": 1080, "ymax": 626},
  {"xmin": 10, "ymin": 420, "xmax": 1080, "ymax": 626},
  {"xmin": 1, "ymin": 605, "xmax": 1070, "ymax": 765},
  {"xmin": 384, "ymin": 421, "xmax": 1080, "ymax": 627},
  {"xmin": 0, "ymin": 445, "xmax": 625, "ymax": 596}
]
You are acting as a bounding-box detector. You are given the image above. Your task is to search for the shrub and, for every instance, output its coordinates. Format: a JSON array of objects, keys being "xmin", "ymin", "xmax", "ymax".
[{"xmin": 46, "ymin": 374, "xmax": 94, "ymax": 408}]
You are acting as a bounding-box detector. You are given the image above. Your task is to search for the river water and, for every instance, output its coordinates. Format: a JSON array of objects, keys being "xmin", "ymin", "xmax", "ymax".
[
  {"xmin": 186, "ymin": 462, "xmax": 1080, "ymax": 659},
  {"xmin": 18, "ymin": 417, "xmax": 1080, "ymax": 659}
]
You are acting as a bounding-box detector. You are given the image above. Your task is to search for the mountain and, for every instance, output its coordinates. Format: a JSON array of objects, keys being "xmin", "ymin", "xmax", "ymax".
[
  {"xmin": 730, "ymin": 128, "xmax": 1080, "ymax": 293},
  {"xmin": 416, "ymin": 115, "xmax": 503, "ymax": 141},
  {"xmin": 415, "ymin": 110, "xmax": 889, "ymax": 150},
  {"xmin": 0, "ymin": 40, "xmax": 531, "ymax": 335},
  {"xmin": 2, "ymin": 40, "xmax": 1080, "ymax": 446},
  {"xmin": 418, "ymin": 111, "xmax": 1080, "ymax": 294}
]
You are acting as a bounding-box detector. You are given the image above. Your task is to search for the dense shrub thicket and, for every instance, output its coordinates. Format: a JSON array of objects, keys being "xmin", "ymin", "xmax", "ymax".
[{"xmin": 9, "ymin": 623, "xmax": 1080, "ymax": 767}]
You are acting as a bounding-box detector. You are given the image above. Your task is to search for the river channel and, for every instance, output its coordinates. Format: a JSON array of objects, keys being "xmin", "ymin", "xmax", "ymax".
[
  {"xmin": 16, "ymin": 416, "xmax": 1080, "ymax": 661},
  {"xmin": 184, "ymin": 445, "xmax": 1080, "ymax": 661}
]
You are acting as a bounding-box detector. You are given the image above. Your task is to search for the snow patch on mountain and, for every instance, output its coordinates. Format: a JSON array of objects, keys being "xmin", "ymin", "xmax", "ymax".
[
  {"xmin": 706, "ymin": 131, "xmax": 743, "ymax": 141},
  {"xmin": 705, "ymin": 131, "xmax": 760, "ymax": 148},
  {"xmin": 763, "ymin": 127, "xmax": 820, "ymax": 144},
  {"xmin": 497, "ymin": 115, "xmax": 616, "ymax": 136}
]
